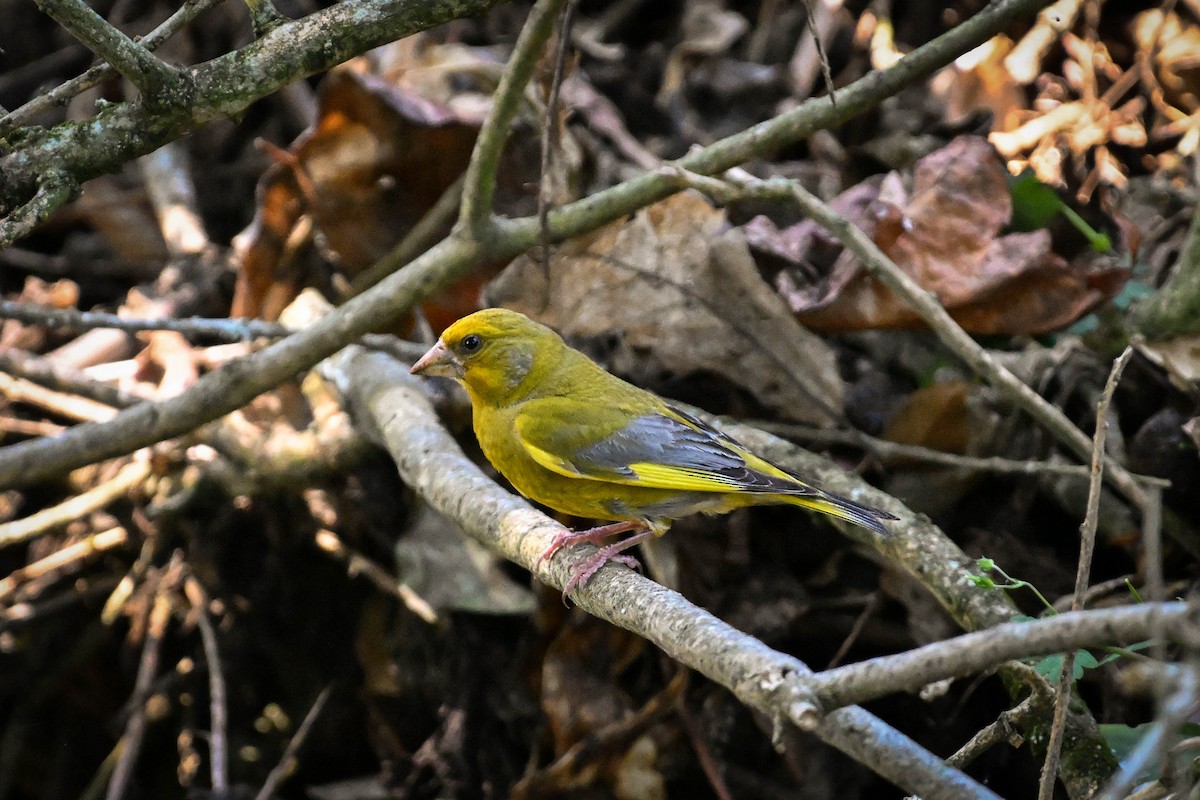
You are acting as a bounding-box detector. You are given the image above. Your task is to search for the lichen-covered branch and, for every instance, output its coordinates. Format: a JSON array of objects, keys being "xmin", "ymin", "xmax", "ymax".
[
  {"xmin": 0, "ymin": 0, "xmax": 225, "ymax": 130},
  {"xmin": 0, "ymin": 0, "xmax": 508, "ymax": 214}
]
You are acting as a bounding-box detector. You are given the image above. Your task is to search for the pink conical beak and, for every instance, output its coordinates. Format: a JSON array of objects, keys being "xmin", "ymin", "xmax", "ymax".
[{"xmin": 410, "ymin": 340, "xmax": 463, "ymax": 378}]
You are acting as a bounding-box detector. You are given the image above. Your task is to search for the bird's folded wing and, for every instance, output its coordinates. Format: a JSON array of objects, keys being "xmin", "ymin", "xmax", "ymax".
[{"xmin": 514, "ymin": 398, "xmax": 820, "ymax": 496}]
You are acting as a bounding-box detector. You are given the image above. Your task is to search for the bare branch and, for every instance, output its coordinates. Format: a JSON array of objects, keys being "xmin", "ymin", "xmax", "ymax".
[
  {"xmin": 809, "ymin": 602, "xmax": 1189, "ymax": 710},
  {"xmin": 1039, "ymin": 347, "xmax": 1134, "ymax": 800},
  {"xmin": 254, "ymin": 686, "xmax": 332, "ymax": 800},
  {"xmin": 1, "ymin": 0, "xmax": 508, "ymax": 214},
  {"xmin": 31, "ymin": 0, "xmax": 180, "ymax": 93},
  {"xmin": 0, "ymin": 172, "xmax": 78, "ymax": 249},
  {"xmin": 0, "ymin": 300, "xmax": 289, "ymax": 341},
  {"xmin": 0, "ymin": 457, "xmax": 151, "ymax": 548},
  {"xmin": 459, "ymin": 0, "xmax": 568, "ymax": 232},
  {"xmin": 185, "ymin": 577, "xmax": 229, "ymax": 795}
]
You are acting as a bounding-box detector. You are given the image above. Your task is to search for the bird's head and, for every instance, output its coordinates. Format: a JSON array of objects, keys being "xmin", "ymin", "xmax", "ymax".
[{"xmin": 410, "ymin": 308, "xmax": 565, "ymax": 405}]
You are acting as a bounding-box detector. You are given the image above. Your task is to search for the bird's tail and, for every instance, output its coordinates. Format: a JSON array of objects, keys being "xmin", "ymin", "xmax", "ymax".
[{"xmin": 782, "ymin": 491, "xmax": 896, "ymax": 537}]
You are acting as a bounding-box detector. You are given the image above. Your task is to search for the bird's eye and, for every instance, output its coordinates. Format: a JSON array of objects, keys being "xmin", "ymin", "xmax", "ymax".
[{"xmin": 461, "ymin": 333, "xmax": 483, "ymax": 354}]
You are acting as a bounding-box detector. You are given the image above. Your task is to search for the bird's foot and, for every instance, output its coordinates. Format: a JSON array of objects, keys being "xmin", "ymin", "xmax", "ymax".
[
  {"xmin": 563, "ymin": 549, "xmax": 642, "ymax": 595},
  {"xmin": 539, "ymin": 519, "xmax": 646, "ymax": 565}
]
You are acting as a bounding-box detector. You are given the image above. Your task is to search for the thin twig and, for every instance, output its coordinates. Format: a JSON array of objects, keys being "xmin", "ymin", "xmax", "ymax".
[
  {"xmin": 948, "ymin": 681, "xmax": 1051, "ymax": 769},
  {"xmin": 1144, "ymin": 485, "xmax": 1166, "ymax": 663},
  {"xmin": 755, "ymin": 419, "xmax": 1170, "ymax": 486},
  {"xmin": 185, "ymin": 576, "xmax": 228, "ymax": 795},
  {"xmin": 0, "ymin": 301, "xmax": 288, "ymax": 341},
  {"xmin": 312, "ymin": 530, "xmax": 439, "ymax": 624},
  {"xmin": 514, "ymin": 670, "xmax": 685, "ymax": 796},
  {"xmin": 347, "ymin": 174, "xmax": 466, "ymax": 297},
  {"xmin": 0, "ymin": 526, "xmax": 127, "ymax": 602},
  {"xmin": 538, "ymin": 0, "xmax": 577, "ymax": 272},
  {"xmin": 1038, "ymin": 346, "xmax": 1134, "ymax": 800},
  {"xmin": 800, "ymin": 0, "xmax": 838, "ymax": 108},
  {"xmin": 807, "ymin": 602, "xmax": 1186, "ymax": 710},
  {"xmin": 826, "ymin": 592, "xmax": 882, "ymax": 669},
  {"xmin": 0, "ymin": 172, "xmax": 78, "ymax": 249},
  {"xmin": 253, "ymin": 686, "xmax": 332, "ymax": 800},
  {"xmin": 673, "ymin": 678, "xmax": 735, "ymax": 800},
  {"xmin": 0, "ymin": 348, "xmax": 143, "ymax": 409},
  {"xmin": 32, "ymin": 0, "xmax": 180, "ymax": 93},
  {"xmin": 459, "ymin": 0, "xmax": 569, "ymax": 232},
  {"xmin": 106, "ymin": 556, "xmax": 180, "ymax": 800},
  {"xmin": 0, "ymin": 370, "xmax": 119, "ymax": 422}
]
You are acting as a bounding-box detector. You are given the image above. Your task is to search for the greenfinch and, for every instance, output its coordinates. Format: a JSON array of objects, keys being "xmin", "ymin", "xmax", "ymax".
[{"xmin": 411, "ymin": 308, "xmax": 894, "ymax": 593}]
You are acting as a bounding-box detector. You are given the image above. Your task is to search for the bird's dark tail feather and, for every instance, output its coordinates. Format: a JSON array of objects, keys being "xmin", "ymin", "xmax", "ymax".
[{"xmin": 785, "ymin": 491, "xmax": 897, "ymax": 537}]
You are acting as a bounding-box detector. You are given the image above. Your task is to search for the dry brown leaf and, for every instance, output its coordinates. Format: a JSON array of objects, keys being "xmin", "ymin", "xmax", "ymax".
[
  {"xmin": 752, "ymin": 136, "xmax": 1127, "ymax": 334},
  {"xmin": 487, "ymin": 191, "xmax": 844, "ymax": 425},
  {"xmin": 233, "ymin": 67, "xmax": 481, "ymax": 319},
  {"xmin": 882, "ymin": 381, "xmax": 971, "ymax": 454}
]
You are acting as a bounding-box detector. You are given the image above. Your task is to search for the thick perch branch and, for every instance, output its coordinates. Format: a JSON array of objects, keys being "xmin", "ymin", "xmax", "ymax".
[{"xmin": 322, "ymin": 346, "xmax": 1001, "ymax": 800}]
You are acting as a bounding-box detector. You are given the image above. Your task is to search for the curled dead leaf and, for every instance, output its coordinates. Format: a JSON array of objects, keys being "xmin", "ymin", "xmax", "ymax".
[{"xmin": 751, "ymin": 136, "xmax": 1127, "ymax": 335}]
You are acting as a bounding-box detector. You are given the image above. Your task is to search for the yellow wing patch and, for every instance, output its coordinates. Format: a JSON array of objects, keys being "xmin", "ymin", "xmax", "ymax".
[
  {"xmin": 521, "ymin": 436, "xmax": 749, "ymax": 492},
  {"xmin": 521, "ymin": 438, "xmax": 587, "ymax": 479},
  {"xmin": 625, "ymin": 462, "xmax": 746, "ymax": 492}
]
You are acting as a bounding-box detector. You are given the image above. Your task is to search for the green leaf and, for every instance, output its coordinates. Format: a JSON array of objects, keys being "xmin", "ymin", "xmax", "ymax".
[
  {"xmin": 1007, "ymin": 169, "xmax": 1111, "ymax": 252},
  {"xmin": 1033, "ymin": 653, "xmax": 1063, "ymax": 680},
  {"xmin": 1008, "ymin": 171, "xmax": 1063, "ymax": 231}
]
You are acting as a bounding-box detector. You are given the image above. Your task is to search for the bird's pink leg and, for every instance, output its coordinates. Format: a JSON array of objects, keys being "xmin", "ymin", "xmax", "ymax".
[
  {"xmin": 539, "ymin": 519, "xmax": 646, "ymax": 564},
  {"xmin": 562, "ymin": 527, "xmax": 659, "ymax": 595}
]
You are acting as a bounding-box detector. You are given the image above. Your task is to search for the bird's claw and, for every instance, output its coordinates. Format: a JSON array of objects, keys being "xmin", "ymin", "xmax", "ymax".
[
  {"xmin": 562, "ymin": 548, "xmax": 643, "ymax": 596},
  {"xmin": 539, "ymin": 520, "xmax": 645, "ymax": 566}
]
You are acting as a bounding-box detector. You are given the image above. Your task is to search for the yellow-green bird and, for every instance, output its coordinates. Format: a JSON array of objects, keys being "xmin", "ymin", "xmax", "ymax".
[{"xmin": 411, "ymin": 308, "xmax": 895, "ymax": 593}]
